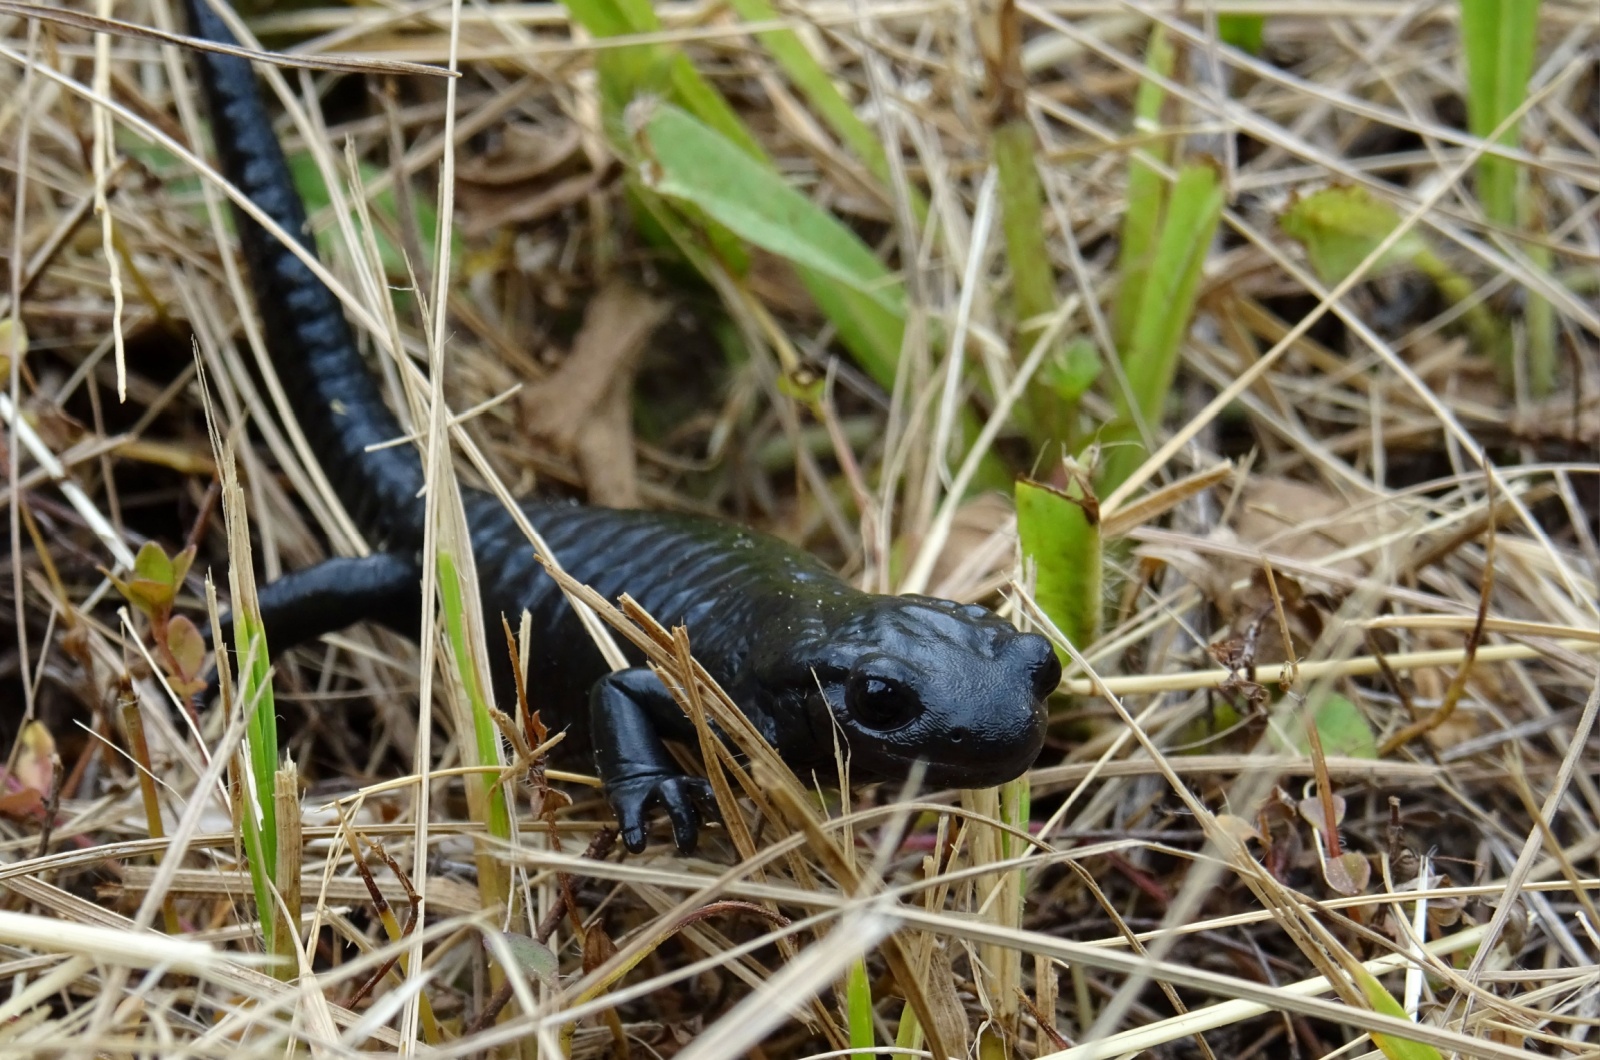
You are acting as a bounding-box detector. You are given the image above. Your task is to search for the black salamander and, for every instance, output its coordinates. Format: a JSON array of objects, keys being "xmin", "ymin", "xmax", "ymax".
[{"xmin": 183, "ymin": 0, "xmax": 1061, "ymax": 853}]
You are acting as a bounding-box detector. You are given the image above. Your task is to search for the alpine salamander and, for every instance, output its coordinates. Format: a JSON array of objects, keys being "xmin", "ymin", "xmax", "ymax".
[{"xmin": 183, "ymin": 0, "xmax": 1061, "ymax": 853}]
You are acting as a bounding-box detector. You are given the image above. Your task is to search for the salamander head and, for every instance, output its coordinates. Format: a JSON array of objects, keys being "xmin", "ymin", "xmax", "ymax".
[{"xmin": 787, "ymin": 595, "xmax": 1059, "ymax": 788}]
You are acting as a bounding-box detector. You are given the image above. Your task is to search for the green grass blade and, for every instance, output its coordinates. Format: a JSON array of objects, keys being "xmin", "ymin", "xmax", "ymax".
[
  {"xmin": 994, "ymin": 119, "xmax": 1065, "ymax": 442},
  {"xmin": 1524, "ymin": 242, "xmax": 1555, "ymax": 395},
  {"xmin": 846, "ymin": 956, "xmax": 874, "ymax": 1050},
  {"xmin": 437, "ymin": 550, "xmax": 511, "ymax": 844},
  {"xmin": 1352, "ymin": 964, "xmax": 1445, "ymax": 1060},
  {"xmin": 1218, "ymin": 15, "xmax": 1266, "ymax": 55},
  {"xmin": 1123, "ymin": 164, "xmax": 1223, "ymax": 419},
  {"xmin": 1112, "ymin": 26, "xmax": 1176, "ymax": 352},
  {"xmin": 722, "ymin": 0, "xmax": 920, "ymax": 217},
  {"xmin": 1460, "ymin": 0, "xmax": 1551, "ymax": 394},
  {"xmin": 1015, "ymin": 475, "xmax": 1102, "ymax": 652},
  {"xmin": 216, "ymin": 443, "xmax": 281, "ymax": 965},
  {"xmin": 995, "ymin": 124, "xmax": 1054, "ymax": 333},
  {"xmin": 1102, "ymin": 163, "xmax": 1224, "ymax": 491},
  {"xmin": 233, "ymin": 606, "xmax": 280, "ymax": 962},
  {"xmin": 564, "ymin": 0, "xmax": 766, "ymax": 160},
  {"xmin": 1460, "ymin": 0, "xmax": 1540, "ymax": 228}
]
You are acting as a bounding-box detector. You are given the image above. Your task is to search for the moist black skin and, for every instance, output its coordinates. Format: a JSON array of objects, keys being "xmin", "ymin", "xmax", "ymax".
[{"xmin": 183, "ymin": 0, "xmax": 1061, "ymax": 854}]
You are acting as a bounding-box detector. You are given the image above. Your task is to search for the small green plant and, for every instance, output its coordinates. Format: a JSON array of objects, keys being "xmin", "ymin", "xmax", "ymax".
[
  {"xmin": 230, "ymin": 580, "xmax": 284, "ymax": 968},
  {"xmin": 110, "ymin": 541, "xmax": 206, "ymax": 700},
  {"xmin": 204, "ymin": 442, "xmax": 289, "ymax": 973},
  {"xmin": 1279, "ymin": 184, "xmax": 1501, "ymax": 357},
  {"xmin": 562, "ymin": 0, "xmax": 908, "ymax": 387}
]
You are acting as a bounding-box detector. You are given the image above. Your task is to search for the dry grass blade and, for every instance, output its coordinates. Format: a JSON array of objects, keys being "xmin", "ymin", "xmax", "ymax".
[{"xmin": 0, "ymin": 908, "xmax": 242, "ymax": 975}]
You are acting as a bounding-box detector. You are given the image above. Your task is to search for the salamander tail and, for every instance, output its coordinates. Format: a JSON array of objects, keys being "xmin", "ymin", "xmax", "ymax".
[{"xmin": 184, "ymin": 0, "xmax": 427, "ymax": 545}]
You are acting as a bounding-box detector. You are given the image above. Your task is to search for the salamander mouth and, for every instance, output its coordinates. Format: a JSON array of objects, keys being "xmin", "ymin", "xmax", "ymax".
[{"xmin": 857, "ymin": 739, "xmax": 1044, "ymax": 791}]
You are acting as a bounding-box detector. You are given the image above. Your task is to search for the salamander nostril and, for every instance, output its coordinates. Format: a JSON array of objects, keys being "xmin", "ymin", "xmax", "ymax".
[
  {"xmin": 1029, "ymin": 647, "xmax": 1063, "ymax": 700},
  {"xmin": 948, "ymin": 726, "xmax": 971, "ymax": 745}
]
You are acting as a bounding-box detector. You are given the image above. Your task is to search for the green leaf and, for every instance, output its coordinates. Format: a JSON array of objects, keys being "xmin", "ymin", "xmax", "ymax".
[
  {"xmin": 170, "ymin": 545, "xmax": 197, "ymax": 588},
  {"xmin": 1279, "ymin": 185, "xmax": 1423, "ymax": 286},
  {"xmin": 133, "ymin": 541, "xmax": 173, "ymax": 589},
  {"xmin": 638, "ymin": 104, "xmax": 904, "ymax": 319},
  {"xmin": 1351, "ymin": 964, "xmax": 1445, "ymax": 1060},
  {"xmin": 1293, "ymin": 694, "xmax": 1379, "ymax": 760},
  {"xmin": 1015, "ymin": 473, "xmax": 1102, "ymax": 653},
  {"xmin": 1041, "ymin": 337, "xmax": 1102, "ymax": 404},
  {"xmin": 1282, "ymin": 187, "xmax": 1508, "ymax": 377},
  {"xmin": 1218, "ymin": 15, "xmax": 1266, "ymax": 55},
  {"xmin": 496, "ymin": 931, "xmax": 559, "ymax": 985},
  {"xmin": 114, "ymin": 578, "xmax": 170, "ymax": 619}
]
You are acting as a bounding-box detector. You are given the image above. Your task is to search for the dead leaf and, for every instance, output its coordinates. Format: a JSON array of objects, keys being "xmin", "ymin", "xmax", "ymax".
[
  {"xmin": 456, "ymin": 124, "xmax": 582, "ymax": 187},
  {"xmin": 460, "ymin": 170, "xmax": 607, "ymax": 238},
  {"xmin": 0, "ymin": 789, "xmax": 44, "ymax": 820},
  {"xmin": 1322, "ymin": 851, "xmax": 1371, "ymax": 895},
  {"xmin": 1297, "ymin": 791, "xmax": 1345, "ymax": 834},
  {"xmin": 921, "ymin": 941, "xmax": 970, "ymax": 1055},
  {"xmin": 520, "ymin": 282, "xmax": 669, "ymax": 508},
  {"xmin": 1233, "ymin": 477, "xmax": 1374, "ymax": 578},
  {"xmin": 582, "ymin": 922, "xmax": 617, "ymax": 974},
  {"xmin": 1214, "ymin": 814, "xmax": 1261, "ymax": 845}
]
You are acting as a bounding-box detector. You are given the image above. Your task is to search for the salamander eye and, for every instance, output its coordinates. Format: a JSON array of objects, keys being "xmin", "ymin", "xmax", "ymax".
[{"xmin": 846, "ymin": 671, "xmax": 922, "ymax": 731}]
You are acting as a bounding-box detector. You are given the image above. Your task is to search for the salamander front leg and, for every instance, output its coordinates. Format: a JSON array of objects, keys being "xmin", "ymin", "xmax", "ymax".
[
  {"xmin": 589, "ymin": 667, "xmax": 714, "ymax": 854},
  {"xmin": 213, "ymin": 552, "xmax": 423, "ymax": 670}
]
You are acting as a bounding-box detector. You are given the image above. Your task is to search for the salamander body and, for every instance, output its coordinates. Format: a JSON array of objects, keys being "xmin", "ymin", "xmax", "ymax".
[{"xmin": 184, "ymin": 0, "xmax": 1060, "ymax": 853}]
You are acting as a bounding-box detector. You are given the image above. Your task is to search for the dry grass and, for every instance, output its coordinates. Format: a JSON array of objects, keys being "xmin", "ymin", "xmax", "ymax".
[{"xmin": 1, "ymin": 1, "xmax": 1598, "ymax": 1057}]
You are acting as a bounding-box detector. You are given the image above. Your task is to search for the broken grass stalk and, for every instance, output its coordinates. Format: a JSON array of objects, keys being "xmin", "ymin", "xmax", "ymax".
[{"xmin": 215, "ymin": 440, "xmax": 282, "ymax": 964}]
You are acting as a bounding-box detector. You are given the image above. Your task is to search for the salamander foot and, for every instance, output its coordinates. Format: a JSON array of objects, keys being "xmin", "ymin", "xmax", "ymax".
[{"xmin": 607, "ymin": 773, "xmax": 715, "ymax": 854}]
